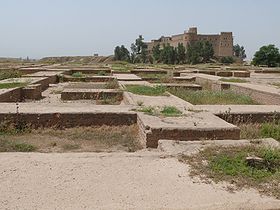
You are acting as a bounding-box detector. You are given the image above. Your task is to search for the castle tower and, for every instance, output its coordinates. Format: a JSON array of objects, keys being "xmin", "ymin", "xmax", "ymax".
[{"xmin": 218, "ymin": 32, "xmax": 233, "ymax": 57}]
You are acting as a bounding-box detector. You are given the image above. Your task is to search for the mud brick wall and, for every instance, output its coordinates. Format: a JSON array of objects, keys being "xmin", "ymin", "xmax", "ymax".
[
  {"xmin": 197, "ymin": 70, "xmax": 216, "ymax": 75},
  {"xmin": 22, "ymin": 84, "xmax": 42, "ymax": 100},
  {"xmin": 163, "ymin": 84, "xmax": 202, "ymax": 91},
  {"xmin": 18, "ymin": 69, "xmax": 43, "ymax": 75},
  {"xmin": 61, "ymin": 90, "xmax": 123, "ymax": 101},
  {"xmin": 46, "ymin": 75, "xmax": 59, "ymax": 84},
  {"xmin": 131, "ymin": 70, "xmax": 168, "ymax": 75},
  {"xmin": 217, "ymin": 113, "xmax": 280, "ymax": 124},
  {"xmin": 62, "ymin": 76, "xmax": 114, "ymax": 83},
  {"xmin": 0, "ymin": 88, "xmax": 22, "ymax": 102},
  {"xmin": 195, "ymin": 77, "xmax": 216, "ymax": 90},
  {"xmin": 230, "ymin": 84, "xmax": 280, "ymax": 105},
  {"xmin": 233, "ymin": 71, "xmax": 250, "ymax": 78},
  {"xmin": 145, "ymin": 127, "xmax": 241, "ymax": 148},
  {"xmin": 136, "ymin": 115, "xmax": 148, "ymax": 147},
  {"xmin": 173, "ymin": 72, "xmax": 181, "ymax": 77},
  {"xmin": 211, "ymin": 83, "xmax": 230, "ymax": 91},
  {"xmin": 71, "ymin": 69, "xmax": 112, "ymax": 74},
  {"xmin": 216, "ymin": 71, "xmax": 233, "ymax": 77},
  {"xmin": 0, "ymin": 112, "xmax": 138, "ymax": 128},
  {"xmin": 33, "ymin": 78, "xmax": 50, "ymax": 91}
]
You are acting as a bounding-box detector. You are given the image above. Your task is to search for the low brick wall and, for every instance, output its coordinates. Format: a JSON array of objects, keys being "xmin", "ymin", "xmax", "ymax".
[
  {"xmin": 22, "ymin": 84, "xmax": 42, "ymax": 100},
  {"xmin": 163, "ymin": 84, "xmax": 202, "ymax": 91},
  {"xmin": 18, "ymin": 68, "xmax": 44, "ymax": 75},
  {"xmin": 61, "ymin": 89, "xmax": 123, "ymax": 101},
  {"xmin": 174, "ymin": 77, "xmax": 196, "ymax": 82},
  {"xmin": 233, "ymin": 71, "xmax": 250, "ymax": 78},
  {"xmin": 255, "ymin": 70, "xmax": 280, "ymax": 74},
  {"xmin": 33, "ymin": 77, "xmax": 50, "ymax": 91},
  {"xmin": 71, "ymin": 69, "xmax": 112, "ymax": 74},
  {"xmin": 211, "ymin": 83, "xmax": 230, "ymax": 91},
  {"xmin": 197, "ymin": 70, "xmax": 216, "ymax": 75},
  {"xmin": 230, "ymin": 84, "xmax": 280, "ymax": 105},
  {"xmin": 0, "ymin": 112, "xmax": 137, "ymax": 128},
  {"xmin": 195, "ymin": 77, "xmax": 216, "ymax": 90},
  {"xmin": 217, "ymin": 112, "xmax": 280, "ymax": 124},
  {"xmin": 216, "ymin": 71, "xmax": 233, "ymax": 77},
  {"xmin": 62, "ymin": 76, "xmax": 114, "ymax": 83},
  {"xmin": 194, "ymin": 70, "xmax": 250, "ymax": 78},
  {"xmin": 173, "ymin": 72, "xmax": 180, "ymax": 77},
  {"xmin": 131, "ymin": 70, "xmax": 168, "ymax": 75},
  {"xmin": 145, "ymin": 127, "xmax": 240, "ymax": 148},
  {"xmin": 0, "ymin": 88, "xmax": 22, "ymax": 102}
]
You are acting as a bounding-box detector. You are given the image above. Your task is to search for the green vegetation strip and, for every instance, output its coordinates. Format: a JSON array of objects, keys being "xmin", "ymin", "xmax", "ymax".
[
  {"xmin": 111, "ymin": 63, "xmax": 133, "ymax": 72},
  {"xmin": 137, "ymin": 106, "xmax": 182, "ymax": 117},
  {"xmin": 168, "ymin": 88, "xmax": 257, "ymax": 105},
  {"xmin": 180, "ymin": 146, "xmax": 280, "ymax": 199},
  {"xmin": 0, "ymin": 82, "xmax": 27, "ymax": 89},
  {"xmin": 126, "ymin": 85, "xmax": 168, "ymax": 96}
]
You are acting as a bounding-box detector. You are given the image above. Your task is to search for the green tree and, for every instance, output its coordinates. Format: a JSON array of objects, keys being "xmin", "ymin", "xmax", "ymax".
[
  {"xmin": 160, "ymin": 44, "xmax": 177, "ymax": 65},
  {"xmin": 133, "ymin": 35, "xmax": 148, "ymax": 63},
  {"xmin": 131, "ymin": 35, "xmax": 148, "ymax": 63},
  {"xmin": 152, "ymin": 44, "xmax": 161, "ymax": 62},
  {"xmin": 114, "ymin": 45, "xmax": 130, "ymax": 61},
  {"xmin": 233, "ymin": 44, "xmax": 247, "ymax": 60},
  {"xmin": 252, "ymin": 45, "xmax": 280, "ymax": 67},
  {"xmin": 186, "ymin": 41, "xmax": 214, "ymax": 64},
  {"xmin": 130, "ymin": 43, "xmax": 137, "ymax": 63},
  {"xmin": 177, "ymin": 43, "xmax": 186, "ymax": 64},
  {"xmin": 200, "ymin": 41, "xmax": 214, "ymax": 62}
]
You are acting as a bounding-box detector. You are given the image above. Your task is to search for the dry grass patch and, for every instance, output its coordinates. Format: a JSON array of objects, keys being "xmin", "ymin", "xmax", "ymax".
[
  {"xmin": 239, "ymin": 122, "xmax": 280, "ymax": 142},
  {"xmin": 0, "ymin": 125, "xmax": 142, "ymax": 153}
]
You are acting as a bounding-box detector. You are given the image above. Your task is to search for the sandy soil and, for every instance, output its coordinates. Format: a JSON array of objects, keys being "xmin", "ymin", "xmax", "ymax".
[{"xmin": 0, "ymin": 151, "xmax": 279, "ymax": 210}]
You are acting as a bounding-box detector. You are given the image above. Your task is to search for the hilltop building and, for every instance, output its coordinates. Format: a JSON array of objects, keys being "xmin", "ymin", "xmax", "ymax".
[{"xmin": 146, "ymin": 27, "xmax": 233, "ymax": 58}]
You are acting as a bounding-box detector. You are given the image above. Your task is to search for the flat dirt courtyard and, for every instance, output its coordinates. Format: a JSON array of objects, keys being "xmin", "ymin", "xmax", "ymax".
[{"xmin": 0, "ymin": 151, "xmax": 279, "ymax": 210}]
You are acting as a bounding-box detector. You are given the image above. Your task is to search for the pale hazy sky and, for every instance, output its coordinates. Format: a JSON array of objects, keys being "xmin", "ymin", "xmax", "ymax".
[{"xmin": 0, "ymin": 0, "xmax": 279, "ymax": 59}]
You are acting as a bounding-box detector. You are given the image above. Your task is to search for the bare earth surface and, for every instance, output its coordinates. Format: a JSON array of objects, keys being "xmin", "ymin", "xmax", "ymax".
[{"xmin": 1, "ymin": 152, "xmax": 279, "ymax": 210}]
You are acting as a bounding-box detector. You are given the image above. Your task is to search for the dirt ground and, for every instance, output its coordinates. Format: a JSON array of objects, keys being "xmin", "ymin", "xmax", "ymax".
[{"xmin": 0, "ymin": 152, "xmax": 280, "ymax": 210}]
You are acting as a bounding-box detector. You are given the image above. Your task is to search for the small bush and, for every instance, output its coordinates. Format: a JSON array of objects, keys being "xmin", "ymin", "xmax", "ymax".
[
  {"xmin": 221, "ymin": 56, "xmax": 235, "ymax": 64},
  {"xmin": 72, "ymin": 72, "xmax": 84, "ymax": 77},
  {"xmin": 160, "ymin": 106, "xmax": 182, "ymax": 117},
  {"xmin": 97, "ymin": 71, "xmax": 106, "ymax": 76}
]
